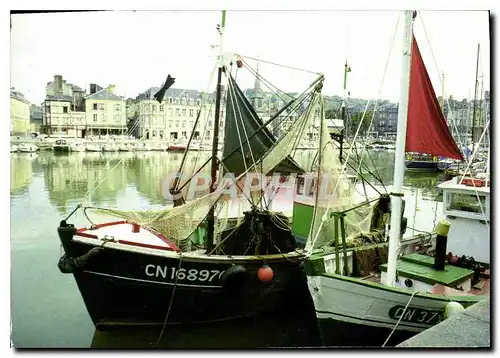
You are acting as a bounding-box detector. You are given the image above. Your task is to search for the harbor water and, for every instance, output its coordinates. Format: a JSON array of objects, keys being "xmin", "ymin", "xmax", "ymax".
[{"xmin": 10, "ymin": 149, "xmax": 446, "ymax": 348}]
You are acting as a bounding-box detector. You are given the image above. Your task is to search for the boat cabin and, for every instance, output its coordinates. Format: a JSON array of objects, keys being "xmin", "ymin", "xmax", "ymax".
[{"xmin": 437, "ymin": 176, "xmax": 490, "ymax": 265}]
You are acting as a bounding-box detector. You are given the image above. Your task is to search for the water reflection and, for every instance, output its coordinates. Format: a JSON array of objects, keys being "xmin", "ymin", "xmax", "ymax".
[{"xmin": 10, "ymin": 149, "xmax": 447, "ymax": 348}]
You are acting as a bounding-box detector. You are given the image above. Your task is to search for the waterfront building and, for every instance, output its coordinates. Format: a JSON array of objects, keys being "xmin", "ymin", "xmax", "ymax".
[
  {"xmin": 41, "ymin": 75, "xmax": 86, "ymax": 138},
  {"xmin": 10, "ymin": 88, "xmax": 30, "ymax": 136},
  {"xmin": 85, "ymin": 85, "xmax": 127, "ymax": 136},
  {"xmin": 136, "ymin": 87, "xmax": 223, "ymax": 142}
]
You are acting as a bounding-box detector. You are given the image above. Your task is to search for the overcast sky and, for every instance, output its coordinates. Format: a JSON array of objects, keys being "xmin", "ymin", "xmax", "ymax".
[{"xmin": 10, "ymin": 10, "xmax": 490, "ymax": 105}]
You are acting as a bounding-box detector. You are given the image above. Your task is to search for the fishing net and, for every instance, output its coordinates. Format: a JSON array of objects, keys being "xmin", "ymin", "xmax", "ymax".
[{"xmin": 305, "ymin": 98, "xmax": 376, "ymax": 252}]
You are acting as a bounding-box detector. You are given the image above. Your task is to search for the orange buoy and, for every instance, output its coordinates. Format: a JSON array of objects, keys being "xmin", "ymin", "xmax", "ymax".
[{"xmin": 257, "ymin": 264, "xmax": 274, "ymax": 282}]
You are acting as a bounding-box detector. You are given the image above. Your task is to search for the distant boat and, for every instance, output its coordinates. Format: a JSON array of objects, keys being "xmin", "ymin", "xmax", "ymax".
[
  {"xmin": 86, "ymin": 143, "xmax": 102, "ymax": 152},
  {"xmin": 103, "ymin": 142, "xmax": 119, "ymax": 152},
  {"xmin": 70, "ymin": 143, "xmax": 86, "ymax": 152},
  {"xmin": 10, "ymin": 145, "xmax": 18, "ymax": 153},
  {"xmin": 132, "ymin": 142, "xmax": 152, "ymax": 151},
  {"xmin": 18, "ymin": 143, "xmax": 38, "ymax": 153},
  {"xmin": 53, "ymin": 139, "xmax": 70, "ymax": 152},
  {"xmin": 167, "ymin": 143, "xmax": 187, "ymax": 151},
  {"xmin": 152, "ymin": 142, "xmax": 169, "ymax": 151},
  {"xmin": 118, "ymin": 143, "xmax": 132, "ymax": 152}
]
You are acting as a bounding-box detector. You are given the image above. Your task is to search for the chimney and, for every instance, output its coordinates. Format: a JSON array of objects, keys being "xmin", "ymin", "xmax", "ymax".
[{"xmin": 54, "ymin": 75, "xmax": 63, "ymax": 96}]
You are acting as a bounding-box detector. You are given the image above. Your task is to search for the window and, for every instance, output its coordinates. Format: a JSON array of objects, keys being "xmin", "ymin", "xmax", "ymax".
[
  {"xmin": 189, "ymin": 109, "xmax": 194, "ymax": 117},
  {"xmin": 169, "ymin": 108, "xmax": 173, "ymax": 116},
  {"xmin": 205, "ymin": 130, "xmax": 211, "ymax": 139},
  {"xmin": 182, "ymin": 121, "xmax": 186, "ymax": 128},
  {"xmin": 175, "ymin": 108, "xmax": 180, "ymax": 116},
  {"xmin": 93, "ymin": 113, "xmax": 98, "ymax": 122},
  {"xmin": 182, "ymin": 109, "xmax": 186, "ymax": 116},
  {"xmin": 175, "ymin": 98, "xmax": 180, "ymax": 104},
  {"xmin": 182, "ymin": 131, "xmax": 187, "ymax": 138},
  {"xmin": 196, "ymin": 99, "xmax": 201, "ymax": 106},
  {"xmin": 447, "ymin": 193, "xmax": 487, "ymax": 214},
  {"xmin": 93, "ymin": 103, "xmax": 98, "ymax": 110},
  {"xmin": 98, "ymin": 103, "xmax": 105, "ymax": 110},
  {"xmin": 175, "ymin": 121, "xmax": 179, "ymax": 128},
  {"xmin": 160, "ymin": 105, "xmax": 164, "ymax": 112},
  {"xmin": 115, "ymin": 104, "xmax": 121, "ymax": 111},
  {"xmin": 208, "ymin": 121, "xmax": 213, "ymax": 127},
  {"xmin": 152, "ymin": 105, "xmax": 156, "ymax": 112},
  {"xmin": 169, "ymin": 120, "xmax": 173, "ymax": 127},
  {"xmin": 209, "ymin": 110, "xmax": 213, "ymax": 117},
  {"xmin": 63, "ymin": 106, "xmax": 68, "ymax": 113},
  {"xmin": 152, "ymin": 131, "xmax": 156, "ymax": 137},
  {"xmin": 114, "ymin": 114, "xmax": 120, "ymax": 122},
  {"xmin": 194, "ymin": 131, "xmax": 200, "ymax": 139},
  {"xmin": 190, "ymin": 99, "xmax": 194, "ymax": 106},
  {"xmin": 220, "ymin": 121, "xmax": 224, "ymax": 127},
  {"xmin": 168, "ymin": 98, "xmax": 173, "ymax": 104}
]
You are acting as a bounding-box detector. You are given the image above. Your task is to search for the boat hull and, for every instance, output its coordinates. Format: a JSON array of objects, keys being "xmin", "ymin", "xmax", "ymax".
[
  {"xmin": 58, "ymin": 224, "xmax": 311, "ymax": 329},
  {"xmin": 307, "ymin": 274, "xmax": 481, "ymax": 347},
  {"xmin": 404, "ymin": 160, "xmax": 441, "ymax": 172}
]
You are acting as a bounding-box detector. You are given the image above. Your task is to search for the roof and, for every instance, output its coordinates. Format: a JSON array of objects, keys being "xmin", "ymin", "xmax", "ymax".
[
  {"xmin": 137, "ymin": 87, "xmax": 206, "ymax": 101},
  {"xmin": 45, "ymin": 95, "xmax": 73, "ymax": 102},
  {"xmin": 85, "ymin": 88, "xmax": 123, "ymax": 101}
]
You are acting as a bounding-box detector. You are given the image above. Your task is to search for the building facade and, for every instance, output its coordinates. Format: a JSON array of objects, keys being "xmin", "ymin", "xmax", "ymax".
[
  {"xmin": 10, "ymin": 88, "xmax": 31, "ymax": 136},
  {"xmin": 136, "ymin": 87, "xmax": 223, "ymax": 142},
  {"xmin": 85, "ymin": 87, "xmax": 127, "ymax": 136},
  {"xmin": 42, "ymin": 75, "xmax": 87, "ymax": 137},
  {"xmin": 30, "ymin": 104, "xmax": 43, "ymax": 134}
]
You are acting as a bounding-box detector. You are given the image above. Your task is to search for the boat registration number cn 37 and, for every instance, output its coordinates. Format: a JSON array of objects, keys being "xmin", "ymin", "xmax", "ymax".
[
  {"xmin": 145, "ymin": 264, "xmax": 226, "ymax": 283},
  {"xmin": 388, "ymin": 305, "xmax": 443, "ymax": 325}
]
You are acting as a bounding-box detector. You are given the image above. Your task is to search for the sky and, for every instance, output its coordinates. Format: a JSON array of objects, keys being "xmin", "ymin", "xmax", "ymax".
[{"xmin": 10, "ymin": 9, "xmax": 490, "ymax": 106}]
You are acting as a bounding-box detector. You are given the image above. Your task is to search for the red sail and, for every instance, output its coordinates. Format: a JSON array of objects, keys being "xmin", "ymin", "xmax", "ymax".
[{"xmin": 406, "ymin": 36, "xmax": 464, "ymax": 160}]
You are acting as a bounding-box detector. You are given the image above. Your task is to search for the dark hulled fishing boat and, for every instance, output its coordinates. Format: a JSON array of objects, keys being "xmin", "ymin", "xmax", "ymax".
[{"xmin": 56, "ymin": 11, "xmax": 325, "ymax": 328}]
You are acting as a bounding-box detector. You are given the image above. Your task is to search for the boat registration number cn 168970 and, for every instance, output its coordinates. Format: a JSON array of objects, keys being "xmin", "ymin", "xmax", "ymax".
[
  {"xmin": 145, "ymin": 264, "xmax": 225, "ymax": 283},
  {"xmin": 388, "ymin": 305, "xmax": 443, "ymax": 325}
]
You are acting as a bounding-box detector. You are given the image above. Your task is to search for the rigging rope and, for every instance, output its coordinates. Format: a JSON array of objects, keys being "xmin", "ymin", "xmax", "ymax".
[{"xmin": 238, "ymin": 54, "xmax": 321, "ymax": 75}]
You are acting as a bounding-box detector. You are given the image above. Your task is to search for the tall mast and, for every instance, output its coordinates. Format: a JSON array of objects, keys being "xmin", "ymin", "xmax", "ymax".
[
  {"xmin": 471, "ymin": 43, "xmax": 480, "ymax": 153},
  {"xmin": 441, "ymin": 72, "xmax": 445, "ymax": 112},
  {"xmin": 384, "ymin": 10, "xmax": 415, "ymax": 287},
  {"xmin": 340, "ymin": 60, "xmax": 350, "ymax": 163},
  {"xmin": 206, "ymin": 10, "xmax": 226, "ymax": 254}
]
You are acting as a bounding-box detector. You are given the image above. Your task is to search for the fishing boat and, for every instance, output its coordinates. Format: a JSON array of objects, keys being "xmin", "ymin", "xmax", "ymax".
[
  {"xmin": 303, "ymin": 11, "xmax": 489, "ymax": 347},
  {"xmin": 53, "ymin": 139, "xmax": 70, "ymax": 152},
  {"xmin": 56, "ymin": 11, "xmax": 323, "ymax": 329}
]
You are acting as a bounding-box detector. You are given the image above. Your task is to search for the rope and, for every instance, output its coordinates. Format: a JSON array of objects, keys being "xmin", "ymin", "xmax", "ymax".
[
  {"xmin": 382, "ymin": 290, "xmax": 420, "ymax": 347},
  {"xmin": 419, "ymin": 14, "xmax": 469, "ymax": 151},
  {"xmin": 238, "ymin": 54, "xmax": 321, "ymax": 75},
  {"xmin": 154, "ymin": 253, "xmax": 183, "ymax": 348}
]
